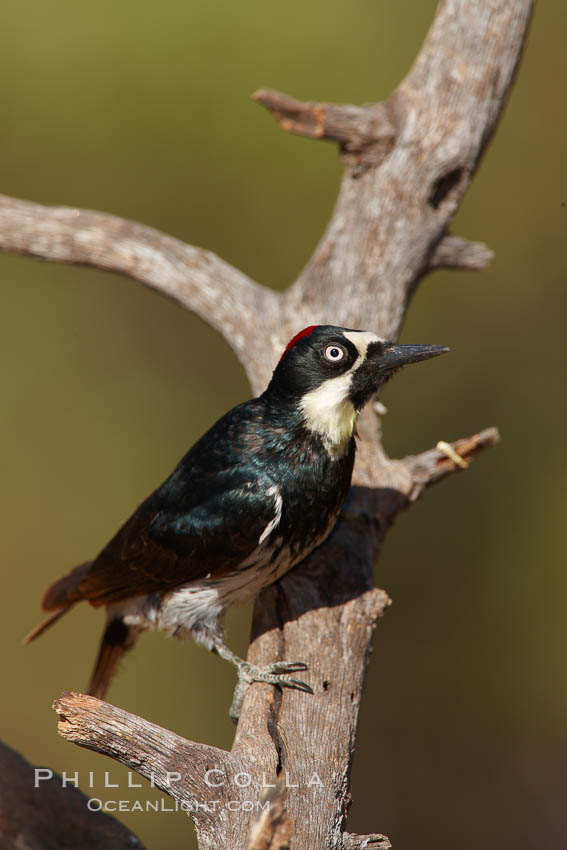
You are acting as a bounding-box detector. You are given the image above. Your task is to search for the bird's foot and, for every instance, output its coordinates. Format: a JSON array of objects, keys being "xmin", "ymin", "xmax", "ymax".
[{"xmin": 229, "ymin": 660, "xmax": 312, "ymax": 724}]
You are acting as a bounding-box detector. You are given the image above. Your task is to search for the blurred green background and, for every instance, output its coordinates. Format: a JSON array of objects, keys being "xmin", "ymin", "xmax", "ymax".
[{"xmin": 1, "ymin": 1, "xmax": 565, "ymax": 848}]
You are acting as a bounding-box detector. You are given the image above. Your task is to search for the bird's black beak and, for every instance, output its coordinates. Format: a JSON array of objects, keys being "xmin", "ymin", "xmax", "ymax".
[
  {"xmin": 349, "ymin": 340, "xmax": 449, "ymax": 410},
  {"xmin": 378, "ymin": 343, "xmax": 450, "ymax": 374}
]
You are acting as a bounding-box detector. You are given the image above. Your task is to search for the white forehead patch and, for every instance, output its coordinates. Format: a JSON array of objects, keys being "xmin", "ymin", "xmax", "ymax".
[{"xmin": 342, "ymin": 330, "xmax": 382, "ymax": 362}]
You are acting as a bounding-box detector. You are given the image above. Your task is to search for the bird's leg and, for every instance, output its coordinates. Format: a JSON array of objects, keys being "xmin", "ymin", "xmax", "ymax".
[{"xmin": 212, "ymin": 639, "xmax": 312, "ymax": 723}]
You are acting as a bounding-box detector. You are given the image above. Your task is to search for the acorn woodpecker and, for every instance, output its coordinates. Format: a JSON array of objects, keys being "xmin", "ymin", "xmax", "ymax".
[{"xmin": 25, "ymin": 325, "xmax": 447, "ymax": 720}]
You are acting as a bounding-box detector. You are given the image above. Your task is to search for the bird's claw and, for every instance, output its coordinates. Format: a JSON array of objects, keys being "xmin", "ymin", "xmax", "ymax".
[
  {"xmin": 283, "ymin": 677, "xmax": 313, "ymax": 694},
  {"xmin": 266, "ymin": 660, "xmax": 308, "ymax": 675},
  {"xmin": 239, "ymin": 659, "xmax": 311, "ymax": 690},
  {"xmin": 229, "ymin": 659, "xmax": 312, "ymax": 723}
]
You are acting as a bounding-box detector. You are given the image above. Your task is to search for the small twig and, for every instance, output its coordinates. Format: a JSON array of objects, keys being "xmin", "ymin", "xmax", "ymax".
[
  {"xmin": 252, "ymin": 89, "xmax": 395, "ymax": 154},
  {"xmin": 403, "ymin": 427, "xmax": 501, "ymax": 500},
  {"xmin": 430, "ymin": 234, "xmax": 494, "ymax": 271}
]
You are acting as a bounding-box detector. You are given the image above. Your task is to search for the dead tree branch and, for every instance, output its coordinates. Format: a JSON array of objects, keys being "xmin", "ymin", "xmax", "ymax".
[
  {"xmin": 252, "ymin": 88, "xmax": 396, "ymax": 157},
  {"xmin": 430, "ymin": 233, "xmax": 494, "ymax": 271},
  {"xmin": 2, "ymin": 1, "xmax": 532, "ymax": 848},
  {"xmin": 0, "ymin": 195, "xmax": 279, "ymax": 375},
  {"xmin": 402, "ymin": 426, "xmax": 502, "ymax": 500}
]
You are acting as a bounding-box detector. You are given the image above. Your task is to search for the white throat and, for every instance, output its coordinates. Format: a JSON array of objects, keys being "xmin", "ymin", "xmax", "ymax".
[{"xmin": 300, "ymin": 374, "xmax": 357, "ymax": 458}]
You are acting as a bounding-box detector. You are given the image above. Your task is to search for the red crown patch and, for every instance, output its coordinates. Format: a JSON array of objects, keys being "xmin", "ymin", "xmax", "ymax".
[{"xmin": 281, "ymin": 326, "xmax": 318, "ymax": 359}]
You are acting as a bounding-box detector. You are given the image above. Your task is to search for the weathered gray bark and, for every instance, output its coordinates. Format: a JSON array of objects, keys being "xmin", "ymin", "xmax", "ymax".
[{"xmin": 1, "ymin": 1, "xmax": 532, "ymax": 848}]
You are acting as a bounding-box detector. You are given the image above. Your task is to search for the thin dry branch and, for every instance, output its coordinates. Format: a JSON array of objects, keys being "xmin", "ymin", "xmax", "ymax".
[
  {"xmin": 430, "ymin": 234, "xmax": 494, "ymax": 271},
  {"xmin": 252, "ymin": 89, "xmax": 395, "ymax": 158},
  {"xmin": 53, "ymin": 691, "xmax": 233, "ymax": 802},
  {"xmin": 403, "ymin": 426, "xmax": 501, "ymax": 500},
  {"xmin": 53, "ymin": 692, "xmax": 244, "ymax": 846},
  {"xmin": 0, "ymin": 194, "xmax": 279, "ymax": 370}
]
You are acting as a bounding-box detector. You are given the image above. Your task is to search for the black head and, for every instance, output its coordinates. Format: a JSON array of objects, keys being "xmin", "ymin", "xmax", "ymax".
[
  {"xmin": 264, "ymin": 325, "xmax": 448, "ymax": 456},
  {"xmin": 267, "ymin": 325, "xmax": 448, "ymax": 406}
]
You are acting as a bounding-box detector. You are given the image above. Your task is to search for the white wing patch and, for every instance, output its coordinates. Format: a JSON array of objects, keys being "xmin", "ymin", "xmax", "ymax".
[{"xmin": 259, "ymin": 485, "xmax": 283, "ymax": 544}]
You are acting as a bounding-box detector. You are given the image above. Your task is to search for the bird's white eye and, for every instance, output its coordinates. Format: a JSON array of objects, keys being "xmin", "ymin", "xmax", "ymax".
[{"xmin": 325, "ymin": 345, "xmax": 345, "ymax": 363}]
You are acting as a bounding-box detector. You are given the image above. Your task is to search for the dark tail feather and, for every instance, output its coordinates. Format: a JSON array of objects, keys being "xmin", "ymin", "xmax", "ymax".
[
  {"xmin": 22, "ymin": 607, "xmax": 70, "ymax": 645},
  {"xmin": 88, "ymin": 619, "xmax": 138, "ymax": 700},
  {"xmin": 23, "ymin": 560, "xmax": 94, "ymax": 646},
  {"xmin": 42, "ymin": 561, "xmax": 93, "ymax": 610}
]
